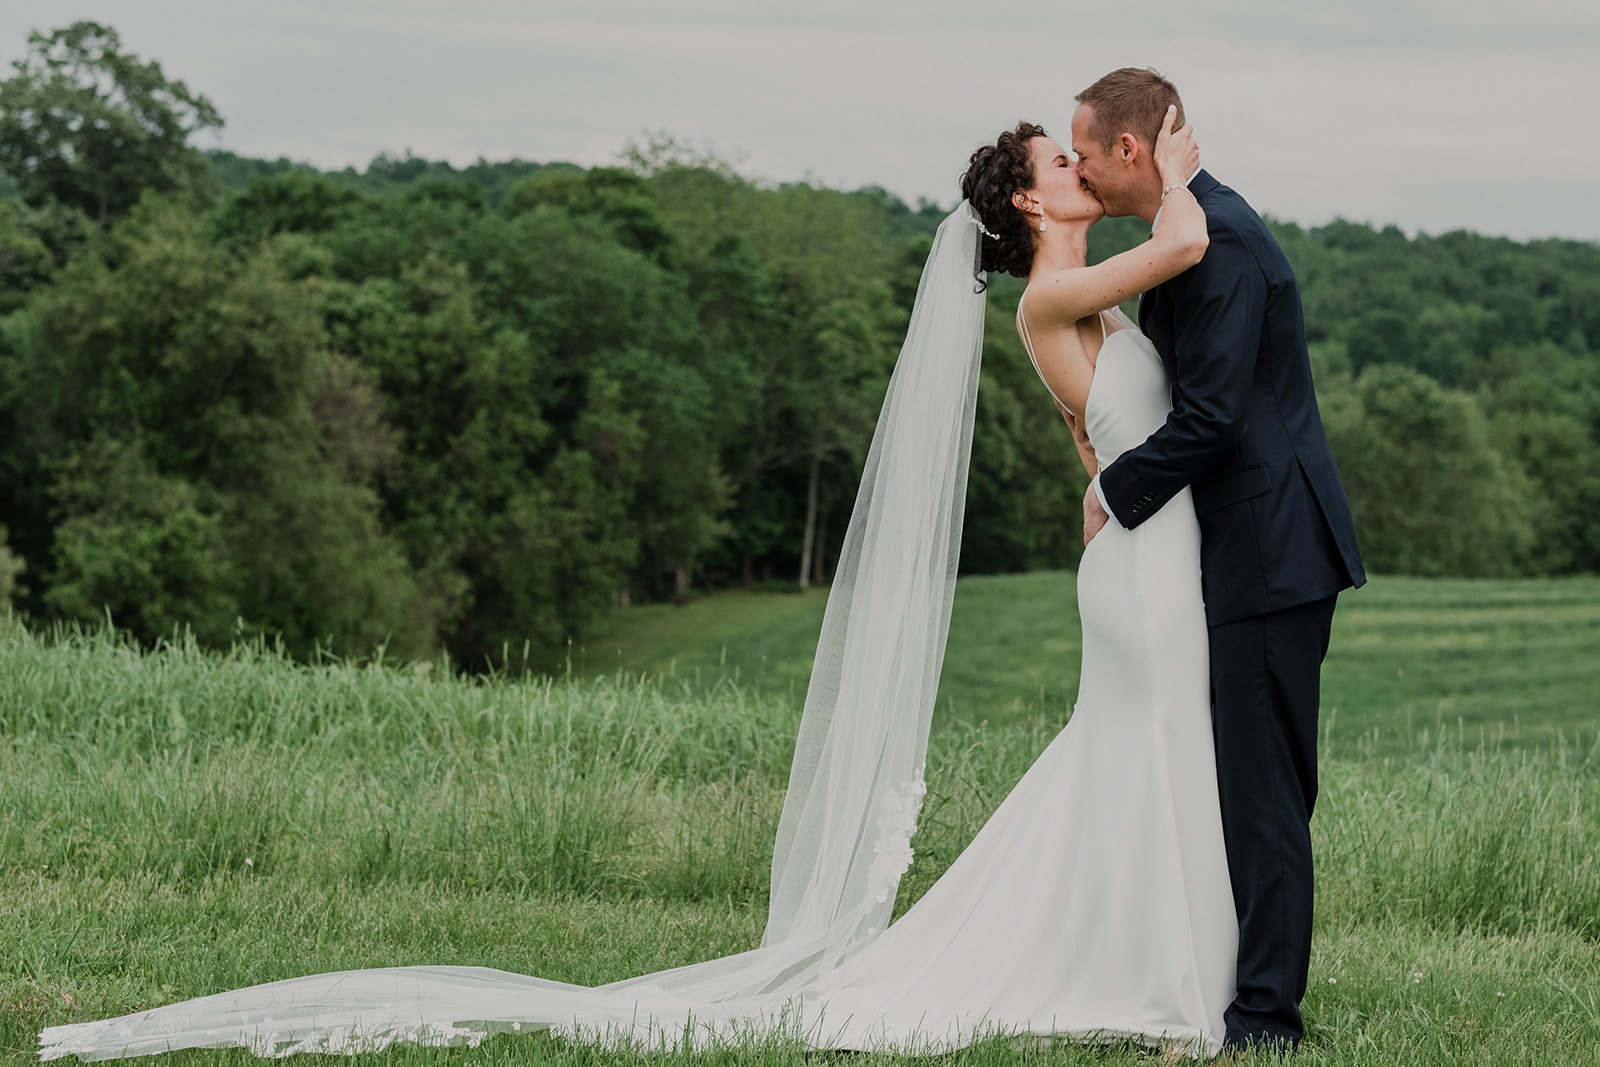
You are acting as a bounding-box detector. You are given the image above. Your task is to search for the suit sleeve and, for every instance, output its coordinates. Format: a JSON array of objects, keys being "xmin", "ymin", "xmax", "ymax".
[{"xmin": 1099, "ymin": 214, "xmax": 1264, "ymax": 529}]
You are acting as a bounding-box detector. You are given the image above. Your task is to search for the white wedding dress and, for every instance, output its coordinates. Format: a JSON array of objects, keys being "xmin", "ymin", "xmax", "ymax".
[{"xmin": 40, "ymin": 208, "xmax": 1235, "ymax": 1061}]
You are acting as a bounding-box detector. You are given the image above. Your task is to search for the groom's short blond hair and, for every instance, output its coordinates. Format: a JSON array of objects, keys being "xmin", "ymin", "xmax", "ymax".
[{"xmin": 1076, "ymin": 68, "xmax": 1185, "ymax": 153}]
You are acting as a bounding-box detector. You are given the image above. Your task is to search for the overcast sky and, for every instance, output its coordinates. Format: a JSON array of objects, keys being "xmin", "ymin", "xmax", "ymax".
[{"xmin": 4, "ymin": 1, "xmax": 1597, "ymax": 242}]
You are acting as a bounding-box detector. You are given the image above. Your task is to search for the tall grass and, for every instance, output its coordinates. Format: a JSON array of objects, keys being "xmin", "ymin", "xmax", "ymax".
[
  {"xmin": 0, "ymin": 627, "xmax": 793, "ymax": 901},
  {"xmin": 4, "ymin": 616, "xmax": 1600, "ymax": 1064},
  {"xmin": 1317, "ymin": 731, "xmax": 1600, "ymax": 941},
  {"xmin": 6, "ymin": 625, "xmax": 1598, "ymax": 939}
]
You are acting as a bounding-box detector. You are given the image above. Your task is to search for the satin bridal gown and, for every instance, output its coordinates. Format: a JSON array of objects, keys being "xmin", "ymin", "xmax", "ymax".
[
  {"xmin": 784, "ymin": 307, "xmax": 1238, "ymax": 1052},
  {"xmin": 41, "ymin": 297, "xmax": 1236, "ymax": 1060}
]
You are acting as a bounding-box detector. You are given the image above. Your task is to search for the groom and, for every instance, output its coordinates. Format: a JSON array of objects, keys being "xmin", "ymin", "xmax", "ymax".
[{"xmin": 1070, "ymin": 68, "xmax": 1366, "ymax": 1052}]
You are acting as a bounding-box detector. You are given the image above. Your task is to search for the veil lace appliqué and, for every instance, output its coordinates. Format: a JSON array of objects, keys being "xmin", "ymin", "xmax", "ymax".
[{"xmin": 867, "ymin": 775, "xmax": 929, "ymax": 912}]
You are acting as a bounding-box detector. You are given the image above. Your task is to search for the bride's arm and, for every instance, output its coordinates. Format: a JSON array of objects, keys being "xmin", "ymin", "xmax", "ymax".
[{"xmin": 1027, "ymin": 107, "xmax": 1206, "ymax": 325}]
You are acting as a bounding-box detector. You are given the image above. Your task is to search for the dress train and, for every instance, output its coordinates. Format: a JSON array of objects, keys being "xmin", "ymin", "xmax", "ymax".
[{"xmin": 40, "ymin": 212, "xmax": 1235, "ymax": 1061}]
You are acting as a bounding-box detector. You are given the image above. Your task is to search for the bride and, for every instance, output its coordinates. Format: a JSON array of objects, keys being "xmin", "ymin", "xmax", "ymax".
[{"xmin": 41, "ymin": 111, "xmax": 1236, "ymax": 1060}]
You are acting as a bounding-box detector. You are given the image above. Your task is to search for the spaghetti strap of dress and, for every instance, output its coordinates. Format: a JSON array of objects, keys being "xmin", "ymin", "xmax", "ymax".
[
  {"xmin": 1016, "ymin": 290, "xmax": 1104, "ymax": 418},
  {"xmin": 1011, "ymin": 292, "xmax": 1075, "ymax": 415}
]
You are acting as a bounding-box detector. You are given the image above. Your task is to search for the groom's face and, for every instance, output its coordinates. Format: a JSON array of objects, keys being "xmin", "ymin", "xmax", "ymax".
[{"xmin": 1070, "ymin": 103, "xmax": 1134, "ymax": 217}]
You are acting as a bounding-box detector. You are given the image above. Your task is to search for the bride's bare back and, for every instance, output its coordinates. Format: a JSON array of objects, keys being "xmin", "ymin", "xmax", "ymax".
[{"xmin": 1015, "ymin": 303, "xmax": 1138, "ymax": 478}]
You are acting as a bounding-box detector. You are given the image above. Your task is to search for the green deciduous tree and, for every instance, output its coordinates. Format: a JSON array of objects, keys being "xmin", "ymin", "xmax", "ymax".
[
  {"xmin": 1473, "ymin": 340, "xmax": 1600, "ymax": 573},
  {"xmin": 1321, "ymin": 364, "xmax": 1536, "ymax": 577},
  {"xmin": 0, "ymin": 525, "xmax": 26, "ymax": 610},
  {"xmin": 316, "ymin": 193, "xmax": 716, "ymax": 659},
  {"xmin": 0, "ymin": 200, "xmax": 55, "ymax": 312},
  {"xmin": 503, "ymin": 167, "xmax": 675, "ymax": 262},
  {"xmin": 0, "ymin": 21, "xmax": 222, "ymax": 223},
  {"xmin": 44, "ymin": 435, "xmax": 238, "ymax": 639},
  {"xmin": 6, "ymin": 198, "xmax": 438, "ymax": 653},
  {"xmin": 206, "ymin": 171, "xmax": 363, "ymax": 253}
]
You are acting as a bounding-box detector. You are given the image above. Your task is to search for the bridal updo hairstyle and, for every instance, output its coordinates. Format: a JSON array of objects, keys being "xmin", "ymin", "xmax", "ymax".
[{"xmin": 960, "ymin": 121, "xmax": 1048, "ymax": 282}]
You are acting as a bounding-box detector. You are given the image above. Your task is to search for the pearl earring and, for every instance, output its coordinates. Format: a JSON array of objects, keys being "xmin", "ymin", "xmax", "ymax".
[{"xmin": 1038, "ymin": 213, "xmax": 1048, "ymax": 233}]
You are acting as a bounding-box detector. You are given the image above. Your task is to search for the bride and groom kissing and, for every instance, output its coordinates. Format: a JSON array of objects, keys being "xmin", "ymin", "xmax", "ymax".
[
  {"xmin": 997, "ymin": 66, "xmax": 1366, "ymax": 1052},
  {"xmin": 42, "ymin": 67, "xmax": 1364, "ymax": 1062}
]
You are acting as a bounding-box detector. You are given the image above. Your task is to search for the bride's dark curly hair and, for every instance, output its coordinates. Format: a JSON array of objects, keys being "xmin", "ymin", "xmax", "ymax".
[{"xmin": 961, "ymin": 121, "xmax": 1047, "ymax": 282}]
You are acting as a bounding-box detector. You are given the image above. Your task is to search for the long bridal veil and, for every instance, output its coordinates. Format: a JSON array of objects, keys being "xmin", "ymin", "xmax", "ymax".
[
  {"xmin": 764, "ymin": 200, "xmax": 985, "ymax": 948},
  {"xmin": 40, "ymin": 204, "xmax": 989, "ymax": 1061}
]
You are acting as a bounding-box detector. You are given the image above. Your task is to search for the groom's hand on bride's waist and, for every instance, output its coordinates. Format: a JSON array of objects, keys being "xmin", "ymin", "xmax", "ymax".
[{"xmin": 1083, "ymin": 482, "xmax": 1111, "ymax": 545}]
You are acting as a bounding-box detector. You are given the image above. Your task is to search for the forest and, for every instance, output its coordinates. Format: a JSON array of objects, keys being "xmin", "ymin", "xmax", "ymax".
[{"xmin": 2, "ymin": 21, "xmax": 1598, "ymax": 667}]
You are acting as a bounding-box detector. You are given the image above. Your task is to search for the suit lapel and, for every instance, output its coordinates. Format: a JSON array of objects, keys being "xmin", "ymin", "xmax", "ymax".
[
  {"xmin": 1140, "ymin": 175, "xmax": 1219, "ymax": 387},
  {"xmin": 1140, "ymin": 282, "xmax": 1180, "ymax": 390}
]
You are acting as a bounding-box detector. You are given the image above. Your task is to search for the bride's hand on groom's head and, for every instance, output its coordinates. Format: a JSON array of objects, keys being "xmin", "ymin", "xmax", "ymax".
[{"xmin": 1154, "ymin": 104, "xmax": 1199, "ymax": 187}]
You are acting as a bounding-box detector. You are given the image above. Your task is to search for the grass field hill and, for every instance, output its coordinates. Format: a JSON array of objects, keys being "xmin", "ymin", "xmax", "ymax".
[{"xmin": 4, "ymin": 572, "xmax": 1599, "ymax": 1065}]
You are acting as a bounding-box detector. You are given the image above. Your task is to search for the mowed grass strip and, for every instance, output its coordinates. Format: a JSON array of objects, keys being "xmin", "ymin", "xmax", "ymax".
[
  {"xmin": 1321, "ymin": 575, "xmax": 1600, "ymax": 751},
  {"xmin": 567, "ymin": 573, "xmax": 1600, "ymax": 750}
]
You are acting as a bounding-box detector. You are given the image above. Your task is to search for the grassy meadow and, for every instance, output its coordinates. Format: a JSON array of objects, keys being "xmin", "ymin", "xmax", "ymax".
[
  {"xmin": 4, "ymin": 572, "xmax": 1600, "ymax": 1065},
  {"xmin": 564, "ymin": 572, "xmax": 1600, "ymax": 753}
]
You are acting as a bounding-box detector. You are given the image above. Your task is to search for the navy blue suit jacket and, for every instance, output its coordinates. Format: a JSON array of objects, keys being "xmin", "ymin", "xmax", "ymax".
[{"xmin": 1100, "ymin": 170, "xmax": 1365, "ymax": 626}]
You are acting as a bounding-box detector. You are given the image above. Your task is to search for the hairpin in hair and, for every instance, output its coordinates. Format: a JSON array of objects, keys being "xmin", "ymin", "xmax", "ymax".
[{"xmin": 960, "ymin": 200, "xmax": 1003, "ymax": 243}]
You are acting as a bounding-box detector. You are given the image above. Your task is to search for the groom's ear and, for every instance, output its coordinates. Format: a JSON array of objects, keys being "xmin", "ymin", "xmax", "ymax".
[{"xmin": 1116, "ymin": 132, "xmax": 1141, "ymax": 165}]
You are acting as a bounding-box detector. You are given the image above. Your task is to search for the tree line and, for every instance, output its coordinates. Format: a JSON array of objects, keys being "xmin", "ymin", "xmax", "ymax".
[{"xmin": 1, "ymin": 22, "xmax": 1596, "ymax": 666}]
